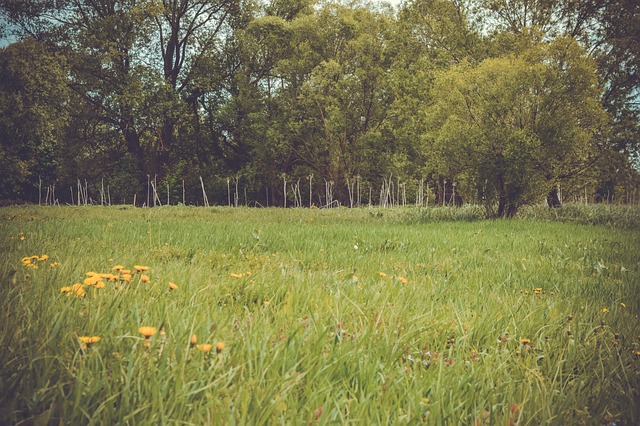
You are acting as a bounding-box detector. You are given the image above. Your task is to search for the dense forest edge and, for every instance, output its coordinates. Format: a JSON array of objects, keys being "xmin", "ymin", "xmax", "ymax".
[{"xmin": 1, "ymin": 0, "xmax": 639, "ymax": 217}]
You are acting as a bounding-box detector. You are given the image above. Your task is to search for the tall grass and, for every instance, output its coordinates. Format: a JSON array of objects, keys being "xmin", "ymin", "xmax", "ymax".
[{"xmin": 0, "ymin": 205, "xmax": 639, "ymax": 424}]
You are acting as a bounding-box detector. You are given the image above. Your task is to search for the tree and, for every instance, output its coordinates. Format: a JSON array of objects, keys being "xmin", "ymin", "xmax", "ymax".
[
  {"xmin": 427, "ymin": 36, "xmax": 608, "ymax": 216},
  {"xmin": 0, "ymin": 39, "xmax": 69, "ymax": 201}
]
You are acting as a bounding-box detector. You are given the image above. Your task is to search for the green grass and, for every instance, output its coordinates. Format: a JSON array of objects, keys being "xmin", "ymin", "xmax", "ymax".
[{"xmin": 1, "ymin": 205, "xmax": 639, "ymax": 425}]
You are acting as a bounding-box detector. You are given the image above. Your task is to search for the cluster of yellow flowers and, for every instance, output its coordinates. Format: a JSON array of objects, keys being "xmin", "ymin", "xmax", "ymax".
[
  {"xmin": 377, "ymin": 272, "xmax": 408, "ymax": 285},
  {"xmin": 519, "ymin": 288, "xmax": 556, "ymax": 297},
  {"xmin": 60, "ymin": 264, "xmax": 179, "ymax": 298},
  {"xmin": 21, "ymin": 254, "xmax": 58, "ymax": 269},
  {"xmin": 189, "ymin": 333, "xmax": 225, "ymax": 354}
]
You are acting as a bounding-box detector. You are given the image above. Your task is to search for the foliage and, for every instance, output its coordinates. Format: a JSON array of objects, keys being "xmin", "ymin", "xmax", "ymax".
[{"xmin": 427, "ymin": 35, "xmax": 608, "ymax": 217}]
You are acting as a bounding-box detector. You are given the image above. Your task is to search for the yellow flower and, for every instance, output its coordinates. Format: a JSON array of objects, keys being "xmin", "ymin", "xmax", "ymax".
[
  {"xmin": 134, "ymin": 265, "xmax": 149, "ymax": 272},
  {"xmin": 263, "ymin": 300, "xmax": 270, "ymax": 306},
  {"xmin": 79, "ymin": 336, "xmax": 101, "ymax": 348},
  {"xmin": 121, "ymin": 273, "xmax": 132, "ymax": 282},
  {"xmin": 520, "ymin": 338, "xmax": 531, "ymax": 345},
  {"xmin": 601, "ymin": 308, "xmax": 609, "ymax": 313},
  {"xmin": 397, "ymin": 276, "xmax": 408, "ymax": 285},
  {"xmin": 111, "ymin": 265, "xmax": 124, "ymax": 271},
  {"xmin": 168, "ymin": 282, "xmax": 178, "ymax": 290},
  {"xmin": 620, "ymin": 302, "xmax": 626, "ymax": 309},
  {"xmin": 101, "ymin": 273, "xmax": 118, "ymax": 281},
  {"xmin": 140, "ymin": 274, "xmax": 150, "ymax": 283},
  {"xmin": 84, "ymin": 276, "xmax": 102, "ymax": 286},
  {"xmin": 139, "ymin": 326, "xmax": 157, "ymax": 338},
  {"xmin": 86, "ymin": 271, "xmax": 100, "ymax": 277},
  {"xmin": 120, "ymin": 269, "xmax": 132, "ymax": 275},
  {"xmin": 61, "ymin": 283, "xmax": 86, "ymax": 298},
  {"xmin": 216, "ymin": 342, "xmax": 225, "ymax": 353},
  {"xmin": 95, "ymin": 281, "xmax": 105, "ymax": 289},
  {"xmin": 190, "ymin": 334, "xmax": 197, "ymax": 347},
  {"xmin": 196, "ymin": 344, "xmax": 213, "ymax": 353},
  {"xmin": 229, "ymin": 273, "xmax": 243, "ymax": 279},
  {"xmin": 50, "ymin": 262, "xmax": 60, "ymax": 268},
  {"xmin": 38, "ymin": 255, "xmax": 49, "ymax": 261},
  {"xmin": 378, "ymin": 272, "xmax": 387, "ymax": 278}
]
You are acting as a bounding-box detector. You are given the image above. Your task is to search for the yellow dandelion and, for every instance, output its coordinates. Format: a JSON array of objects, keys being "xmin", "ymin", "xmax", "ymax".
[
  {"xmin": 168, "ymin": 282, "xmax": 178, "ymax": 290},
  {"xmin": 84, "ymin": 276, "xmax": 102, "ymax": 286},
  {"xmin": 139, "ymin": 326, "xmax": 157, "ymax": 338},
  {"xmin": 121, "ymin": 273, "xmax": 132, "ymax": 282},
  {"xmin": 38, "ymin": 255, "xmax": 49, "ymax": 261},
  {"xmin": 120, "ymin": 269, "xmax": 132, "ymax": 275},
  {"xmin": 378, "ymin": 272, "xmax": 387, "ymax": 278},
  {"xmin": 50, "ymin": 262, "xmax": 60, "ymax": 268},
  {"xmin": 79, "ymin": 336, "xmax": 101, "ymax": 348},
  {"xmin": 620, "ymin": 302, "xmax": 626, "ymax": 309},
  {"xmin": 140, "ymin": 274, "xmax": 150, "ymax": 283},
  {"xmin": 86, "ymin": 271, "xmax": 100, "ymax": 277},
  {"xmin": 601, "ymin": 308, "xmax": 609, "ymax": 313},
  {"xmin": 397, "ymin": 276, "xmax": 408, "ymax": 285},
  {"xmin": 216, "ymin": 341, "xmax": 225, "ymax": 353},
  {"xmin": 190, "ymin": 334, "xmax": 197, "ymax": 347},
  {"xmin": 134, "ymin": 265, "xmax": 149, "ymax": 272},
  {"xmin": 263, "ymin": 300, "xmax": 270, "ymax": 306},
  {"xmin": 111, "ymin": 265, "xmax": 124, "ymax": 271},
  {"xmin": 196, "ymin": 344, "xmax": 213, "ymax": 353},
  {"xmin": 95, "ymin": 281, "xmax": 105, "ymax": 289},
  {"xmin": 520, "ymin": 338, "xmax": 531, "ymax": 345},
  {"xmin": 229, "ymin": 273, "xmax": 243, "ymax": 279}
]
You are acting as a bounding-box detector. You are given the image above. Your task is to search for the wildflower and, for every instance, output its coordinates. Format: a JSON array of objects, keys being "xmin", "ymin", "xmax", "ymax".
[
  {"xmin": 216, "ymin": 342, "xmax": 225, "ymax": 353},
  {"xmin": 120, "ymin": 269, "xmax": 131, "ymax": 275},
  {"xmin": 533, "ymin": 288, "xmax": 543, "ymax": 295},
  {"xmin": 84, "ymin": 276, "xmax": 102, "ymax": 286},
  {"xmin": 61, "ymin": 283, "xmax": 85, "ymax": 298},
  {"xmin": 140, "ymin": 274, "xmax": 150, "ymax": 283},
  {"xmin": 196, "ymin": 344, "xmax": 213, "ymax": 353},
  {"xmin": 620, "ymin": 302, "xmax": 626, "ymax": 309},
  {"xmin": 95, "ymin": 281, "xmax": 105, "ymax": 289},
  {"xmin": 601, "ymin": 308, "xmax": 609, "ymax": 313},
  {"xmin": 263, "ymin": 300, "xmax": 270, "ymax": 306},
  {"xmin": 134, "ymin": 265, "xmax": 150, "ymax": 272},
  {"xmin": 79, "ymin": 336, "xmax": 101, "ymax": 349},
  {"xmin": 520, "ymin": 339, "xmax": 531, "ymax": 345},
  {"xmin": 634, "ymin": 351, "xmax": 640, "ymax": 359},
  {"xmin": 139, "ymin": 326, "xmax": 157, "ymax": 338},
  {"xmin": 50, "ymin": 262, "xmax": 60, "ymax": 268},
  {"xmin": 379, "ymin": 272, "xmax": 387, "ymax": 278},
  {"xmin": 20, "ymin": 235, "xmax": 25, "ymax": 241},
  {"xmin": 101, "ymin": 273, "xmax": 118, "ymax": 281},
  {"xmin": 397, "ymin": 276, "xmax": 408, "ymax": 285},
  {"xmin": 121, "ymin": 273, "xmax": 132, "ymax": 282},
  {"xmin": 190, "ymin": 334, "xmax": 197, "ymax": 347},
  {"xmin": 168, "ymin": 282, "xmax": 178, "ymax": 290},
  {"xmin": 38, "ymin": 255, "xmax": 49, "ymax": 261},
  {"xmin": 229, "ymin": 273, "xmax": 243, "ymax": 279},
  {"xmin": 111, "ymin": 265, "xmax": 124, "ymax": 271}
]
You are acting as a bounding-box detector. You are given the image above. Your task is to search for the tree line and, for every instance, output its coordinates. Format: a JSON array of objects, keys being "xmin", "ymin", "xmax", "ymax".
[{"xmin": 1, "ymin": 0, "xmax": 638, "ymax": 216}]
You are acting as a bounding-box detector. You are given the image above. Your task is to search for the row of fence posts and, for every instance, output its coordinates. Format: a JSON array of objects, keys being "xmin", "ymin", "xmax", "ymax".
[{"xmin": 35, "ymin": 175, "xmax": 640, "ymax": 207}]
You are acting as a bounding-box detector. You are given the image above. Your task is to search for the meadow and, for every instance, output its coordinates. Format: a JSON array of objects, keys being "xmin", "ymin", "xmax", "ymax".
[{"xmin": 0, "ymin": 205, "xmax": 639, "ymax": 425}]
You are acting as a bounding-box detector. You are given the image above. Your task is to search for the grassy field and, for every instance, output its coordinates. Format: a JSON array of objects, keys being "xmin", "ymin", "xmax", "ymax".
[{"xmin": 1, "ymin": 205, "xmax": 639, "ymax": 425}]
